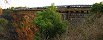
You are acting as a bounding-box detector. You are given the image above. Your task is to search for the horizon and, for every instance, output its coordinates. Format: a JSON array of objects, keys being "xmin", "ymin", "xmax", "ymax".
[{"xmin": 0, "ymin": 0, "xmax": 103, "ymax": 9}]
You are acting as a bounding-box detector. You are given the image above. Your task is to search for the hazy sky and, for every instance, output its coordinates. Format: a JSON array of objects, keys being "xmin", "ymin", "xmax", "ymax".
[{"xmin": 0, "ymin": 0, "xmax": 103, "ymax": 8}]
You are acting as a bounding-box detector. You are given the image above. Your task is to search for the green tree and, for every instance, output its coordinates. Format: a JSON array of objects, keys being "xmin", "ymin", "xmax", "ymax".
[
  {"xmin": 91, "ymin": 2, "xmax": 103, "ymax": 13},
  {"xmin": 33, "ymin": 4, "xmax": 68, "ymax": 40},
  {"xmin": 91, "ymin": 2, "xmax": 103, "ymax": 18},
  {"xmin": 0, "ymin": 18, "xmax": 8, "ymax": 26},
  {"xmin": 0, "ymin": 18, "xmax": 8, "ymax": 31},
  {"xmin": 3, "ymin": 7, "xmax": 14, "ymax": 16}
]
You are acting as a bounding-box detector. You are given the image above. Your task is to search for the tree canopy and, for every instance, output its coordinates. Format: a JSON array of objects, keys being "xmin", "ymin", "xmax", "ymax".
[
  {"xmin": 91, "ymin": 2, "xmax": 103, "ymax": 13},
  {"xmin": 0, "ymin": 18, "xmax": 8, "ymax": 31},
  {"xmin": 33, "ymin": 4, "xmax": 68, "ymax": 40}
]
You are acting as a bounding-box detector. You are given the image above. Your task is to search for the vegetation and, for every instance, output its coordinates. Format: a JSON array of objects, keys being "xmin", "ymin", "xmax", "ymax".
[
  {"xmin": 91, "ymin": 2, "xmax": 103, "ymax": 18},
  {"xmin": 91, "ymin": 2, "xmax": 103, "ymax": 13},
  {"xmin": 0, "ymin": 18, "xmax": 8, "ymax": 26},
  {"xmin": 1, "ymin": 1, "xmax": 103, "ymax": 40},
  {"xmin": 3, "ymin": 7, "xmax": 14, "ymax": 16},
  {"xmin": 0, "ymin": 18, "xmax": 8, "ymax": 31},
  {"xmin": 33, "ymin": 4, "xmax": 68, "ymax": 40}
]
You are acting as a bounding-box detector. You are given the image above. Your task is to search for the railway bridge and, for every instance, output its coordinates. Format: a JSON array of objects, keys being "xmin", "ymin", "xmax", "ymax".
[
  {"xmin": 3, "ymin": 5, "xmax": 92, "ymax": 26},
  {"xmin": 57, "ymin": 5, "xmax": 91, "ymax": 26}
]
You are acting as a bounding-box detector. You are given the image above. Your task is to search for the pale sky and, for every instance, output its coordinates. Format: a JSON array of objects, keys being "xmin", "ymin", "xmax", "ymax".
[{"xmin": 0, "ymin": 0, "xmax": 103, "ymax": 8}]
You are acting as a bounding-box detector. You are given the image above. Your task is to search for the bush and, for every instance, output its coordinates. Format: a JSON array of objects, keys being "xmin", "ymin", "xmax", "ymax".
[
  {"xmin": 0, "ymin": 18, "xmax": 8, "ymax": 31},
  {"xmin": 0, "ymin": 18, "xmax": 8, "ymax": 26},
  {"xmin": 33, "ymin": 4, "xmax": 68, "ymax": 40}
]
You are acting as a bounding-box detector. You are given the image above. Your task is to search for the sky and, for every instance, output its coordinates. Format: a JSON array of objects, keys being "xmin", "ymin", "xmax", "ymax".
[{"xmin": 0, "ymin": 0, "xmax": 103, "ymax": 9}]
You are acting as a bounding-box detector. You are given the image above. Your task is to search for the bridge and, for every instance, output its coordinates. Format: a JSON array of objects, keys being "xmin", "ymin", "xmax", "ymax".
[
  {"xmin": 56, "ymin": 5, "xmax": 92, "ymax": 26},
  {"xmin": 12, "ymin": 5, "xmax": 91, "ymax": 18},
  {"xmin": 3, "ymin": 5, "xmax": 92, "ymax": 26}
]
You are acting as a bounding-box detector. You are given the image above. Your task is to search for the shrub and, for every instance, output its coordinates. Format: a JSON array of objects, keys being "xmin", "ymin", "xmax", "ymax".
[{"xmin": 33, "ymin": 4, "xmax": 68, "ymax": 40}]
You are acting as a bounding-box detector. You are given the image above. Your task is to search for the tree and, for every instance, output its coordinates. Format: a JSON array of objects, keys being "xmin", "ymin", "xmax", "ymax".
[
  {"xmin": 0, "ymin": 18, "xmax": 8, "ymax": 31},
  {"xmin": 33, "ymin": 4, "xmax": 68, "ymax": 40},
  {"xmin": 91, "ymin": 2, "xmax": 103, "ymax": 18},
  {"xmin": 0, "ymin": 18, "xmax": 8, "ymax": 26},
  {"xmin": 91, "ymin": 2, "xmax": 103, "ymax": 13},
  {"xmin": 3, "ymin": 7, "xmax": 14, "ymax": 16}
]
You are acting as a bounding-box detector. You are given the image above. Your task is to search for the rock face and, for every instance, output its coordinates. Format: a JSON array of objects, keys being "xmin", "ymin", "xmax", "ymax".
[
  {"xmin": 0, "ymin": 10, "xmax": 38, "ymax": 40},
  {"xmin": 9, "ymin": 11, "xmax": 37, "ymax": 40}
]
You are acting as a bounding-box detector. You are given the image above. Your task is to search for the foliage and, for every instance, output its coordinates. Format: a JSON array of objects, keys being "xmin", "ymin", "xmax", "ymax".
[
  {"xmin": 33, "ymin": 4, "xmax": 68, "ymax": 40},
  {"xmin": 0, "ymin": 18, "xmax": 8, "ymax": 31},
  {"xmin": 91, "ymin": 2, "xmax": 103, "ymax": 14},
  {"xmin": 90, "ymin": 2, "xmax": 103, "ymax": 19},
  {"xmin": 3, "ymin": 7, "xmax": 14, "ymax": 16},
  {"xmin": 34, "ymin": 32, "xmax": 39, "ymax": 40},
  {"xmin": 0, "ymin": 18, "xmax": 8, "ymax": 26}
]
